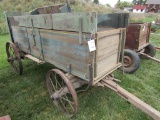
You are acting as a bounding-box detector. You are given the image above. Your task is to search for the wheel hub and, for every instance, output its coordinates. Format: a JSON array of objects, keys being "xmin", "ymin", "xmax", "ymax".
[{"xmin": 123, "ymin": 56, "xmax": 133, "ymax": 68}]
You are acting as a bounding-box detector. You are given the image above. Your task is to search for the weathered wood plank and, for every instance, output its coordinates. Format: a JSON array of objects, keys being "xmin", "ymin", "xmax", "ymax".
[
  {"xmin": 9, "ymin": 14, "xmax": 53, "ymax": 29},
  {"xmin": 94, "ymin": 28, "xmax": 122, "ymax": 80},
  {"xmin": 4, "ymin": 11, "xmax": 29, "ymax": 17},
  {"xmin": 43, "ymin": 54, "xmax": 88, "ymax": 81},
  {"xmin": 52, "ymin": 12, "xmax": 97, "ymax": 33},
  {"xmin": 97, "ymin": 29, "xmax": 120, "ymax": 38},
  {"xmin": 96, "ymin": 32, "xmax": 120, "ymax": 61},
  {"xmin": 39, "ymin": 30, "xmax": 89, "ymax": 45},
  {"xmin": 42, "ymin": 44, "xmax": 87, "ymax": 62},
  {"xmin": 41, "ymin": 35, "xmax": 88, "ymax": 51},
  {"xmin": 25, "ymin": 55, "xmax": 45, "ymax": 64},
  {"xmin": 96, "ymin": 53, "xmax": 118, "ymax": 76}
]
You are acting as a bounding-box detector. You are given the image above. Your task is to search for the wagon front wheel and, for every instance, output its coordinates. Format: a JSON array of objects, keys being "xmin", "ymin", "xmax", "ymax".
[
  {"xmin": 143, "ymin": 43, "xmax": 156, "ymax": 58},
  {"xmin": 6, "ymin": 42, "xmax": 23, "ymax": 75},
  {"xmin": 120, "ymin": 49, "xmax": 140, "ymax": 74},
  {"xmin": 46, "ymin": 69, "xmax": 78, "ymax": 117}
]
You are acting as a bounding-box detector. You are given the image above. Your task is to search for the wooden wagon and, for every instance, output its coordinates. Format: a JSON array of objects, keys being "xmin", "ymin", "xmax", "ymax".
[
  {"xmin": 4, "ymin": 5, "xmax": 160, "ymax": 119},
  {"xmin": 122, "ymin": 22, "xmax": 160, "ymax": 73}
]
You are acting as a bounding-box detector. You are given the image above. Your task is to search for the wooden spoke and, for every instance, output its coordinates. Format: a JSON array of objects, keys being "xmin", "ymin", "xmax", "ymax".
[
  {"xmin": 6, "ymin": 42, "xmax": 23, "ymax": 75},
  {"xmin": 46, "ymin": 69, "xmax": 78, "ymax": 117}
]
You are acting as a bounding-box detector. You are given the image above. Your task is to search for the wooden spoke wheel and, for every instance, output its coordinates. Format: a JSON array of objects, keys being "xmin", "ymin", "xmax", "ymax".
[
  {"xmin": 46, "ymin": 69, "xmax": 78, "ymax": 117},
  {"xmin": 6, "ymin": 42, "xmax": 23, "ymax": 75}
]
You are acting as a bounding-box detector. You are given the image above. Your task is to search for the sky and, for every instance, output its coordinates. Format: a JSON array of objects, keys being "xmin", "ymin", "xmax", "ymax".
[{"xmin": 99, "ymin": 0, "xmax": 133, "ymax": 7}]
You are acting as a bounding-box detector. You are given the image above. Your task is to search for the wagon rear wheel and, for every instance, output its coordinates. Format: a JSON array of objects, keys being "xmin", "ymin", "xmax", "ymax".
[
  {"xmin": 120, "ymin": 49, "xmax": 140, "ymax": 74},
  {"xmin": 6, "ymin": 42, "xmax": 23, "ymax": 75},
  {"xmin": 46, "ymin": 69, "xmax": 78, "ymax": 117}
]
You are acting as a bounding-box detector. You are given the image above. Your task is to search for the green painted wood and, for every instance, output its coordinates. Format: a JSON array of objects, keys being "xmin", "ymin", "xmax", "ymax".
[
  {"xmin": 30, "ymin": 4, "xmax": 70, "ymax": 15},
  {"xmin": 4, "ymin": 11, "xmax": 29, "ymax": 17},
  {"xmin": 4, "ymin": 11, "xmax": 29, "ymax": 42},
  {"xmin": 9, "ymin": 14, "xmax": 52, "ymax": 29},
  {"xmin": 52, "ymin": 12, "xmax": 97, "ymax": 33},
  {"xmin": 7, "ymin": 12, "xmax": 129, "ymax": 34}
]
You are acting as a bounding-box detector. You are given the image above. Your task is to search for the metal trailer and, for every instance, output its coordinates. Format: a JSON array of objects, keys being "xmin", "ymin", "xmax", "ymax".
[
  {"xmin": 122, "ymin": 22, "xmax": 160, "ymax": 73},
  {"xmin": 4, "ymin": 5, "xmax": 160, "ymax": 119}
]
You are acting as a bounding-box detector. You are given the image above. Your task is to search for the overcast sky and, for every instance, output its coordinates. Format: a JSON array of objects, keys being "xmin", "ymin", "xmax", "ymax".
[{"xmin": 99, "ymin": 0, "xmax": 133, "ymax": 7}]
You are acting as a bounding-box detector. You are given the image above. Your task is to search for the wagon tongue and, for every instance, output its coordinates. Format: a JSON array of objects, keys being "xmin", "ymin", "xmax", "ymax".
[{"xmin": 100, "ymin": 78, "xmax": 160, "ymax": 120}]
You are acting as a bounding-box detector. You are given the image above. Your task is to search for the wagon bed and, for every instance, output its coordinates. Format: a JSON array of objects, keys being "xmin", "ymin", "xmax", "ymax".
[{"xmin": 5, "ymin": 10, "xmax": 128, "ymax": 85}]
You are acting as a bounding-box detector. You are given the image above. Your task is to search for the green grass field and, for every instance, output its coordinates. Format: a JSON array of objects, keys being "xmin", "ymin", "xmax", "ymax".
[{"xmin": 0, "ymin": 34, "xmax": 160, "ymax": 120}]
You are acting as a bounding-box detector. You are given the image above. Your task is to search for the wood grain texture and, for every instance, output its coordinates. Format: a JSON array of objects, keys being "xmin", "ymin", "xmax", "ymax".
[
  {"xmin": 52, "ymin": 12, "xmax": 97, "ymax": 33},
  {"xmin": 95, "ymin": 28, "xmax": 122, "ymax": 79},
  {"xmin": 126, "ymin": 23, "xmax": 151, "ymax": 51}
]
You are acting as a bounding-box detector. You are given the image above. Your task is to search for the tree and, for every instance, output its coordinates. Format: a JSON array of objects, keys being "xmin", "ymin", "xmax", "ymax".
[
  {"xmin": 106, "ymin": 3, "xmax": 111, "ymax": 7},
  {"xmin": 93, "ymin": 0, "xmax": 99, "ymax": 4},
  {"xmin": 115, "ymin": 0, "xmax": 120, "ymax": 8},
  {"xmin": 85, "ymin": 0, "xmax": 91, "ymax": 2},
  {"xmin": 132, "ymin": 0, "xmax": 146, "ymax": 5},
  {"xmin": 116, "ymin": 1, "xmax": 134, "ymax": 9}
]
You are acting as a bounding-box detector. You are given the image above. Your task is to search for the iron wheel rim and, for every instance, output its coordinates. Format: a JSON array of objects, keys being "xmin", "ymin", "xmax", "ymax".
[
  {"xmin": 46, "ymin": 69, "xmax": 78, "ymax": 117},
  {"xmin": 6, "ymin": 42, "xmax": 23, "ymax": 75}
]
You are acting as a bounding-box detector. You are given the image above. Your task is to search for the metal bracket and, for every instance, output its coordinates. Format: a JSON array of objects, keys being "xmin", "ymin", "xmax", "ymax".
[
  {"xmin": 79, "ymin": 17, "xmax": 83, "ymax": 45},
  {"xmin": 25, "ymin": 28, "xmax": 31, "ymax": 54},
  {"xmin": 38, "ymin": 30, "xmax": 44, "ymax": 60},
  {"xmin": 89, "ymin": 64, "xmax": 93, "ymax": 85},
  {"xmin": 31, "ymin": 18, "xmax": 36, "ymax": 46},
  {"xmin": 67, "ymin": 64, "xmax": 71, "ymax": 74}
]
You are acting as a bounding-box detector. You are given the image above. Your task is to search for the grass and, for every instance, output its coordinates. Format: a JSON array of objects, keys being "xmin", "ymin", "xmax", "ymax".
[{"xmin": 0, "ymin": 31, "xmax": 160, "ymax": 120}]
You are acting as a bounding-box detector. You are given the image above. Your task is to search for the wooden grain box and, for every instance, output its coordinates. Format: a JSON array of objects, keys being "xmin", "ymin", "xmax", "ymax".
[
  {"xmin": 5, "ymin": 10, "xmax": 128, "ymax": 85},
  {"xmin": 125, "ymin": 22, "xmax": 151, "ymax": 51}
]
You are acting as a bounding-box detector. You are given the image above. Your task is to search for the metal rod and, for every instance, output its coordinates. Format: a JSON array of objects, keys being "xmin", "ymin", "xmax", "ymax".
[
  {"xmin": 79, "ymin": 17, "xmax": 83, "ymax": 45},
  {"xmin": 140, "ymin": 52, "xmax": 160, "ymax": 63}
]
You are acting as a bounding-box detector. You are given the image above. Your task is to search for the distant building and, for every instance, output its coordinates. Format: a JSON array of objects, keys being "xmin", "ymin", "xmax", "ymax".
[
  {"xmin": 146, "ymin": 0, "xmax": 160, "ymax": 13},
  {"xmin": 133, "ymin": 5, "xmax": 146, "ymax": 13},
  {"xmin": 124, "ymin": 7, "xmax": 133, "ymax": 12}
]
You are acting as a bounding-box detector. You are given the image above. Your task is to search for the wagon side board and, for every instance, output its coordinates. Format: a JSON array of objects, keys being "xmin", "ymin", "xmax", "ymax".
[
  {"xmin": 30, "ymin": 4, "xmax": 71, "ymax": 15},
  {"xmin": 4, "ymin": 11, "xmax": 29, "ymax": 42},
  {"xmin": 6, "ymin": 11, "xmax": 128, "ymax": 85},
  {"xmin": 7, "ymin": 12, "xmax": 97, "ymax": 33},
  {"xmin": 11, "ymin": 26, "xmax": 94, "ymax": 81},
  {"xmin": 7, "ymin": 12, "xmax": 129, "ymax": 34}
]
